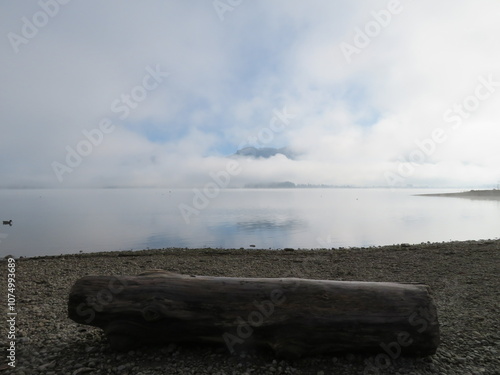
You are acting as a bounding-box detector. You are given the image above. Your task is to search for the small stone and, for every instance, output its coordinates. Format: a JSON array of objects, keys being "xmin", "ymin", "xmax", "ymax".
[
  {"xmin": 72, "ymin": 368, "xmax": 94, "ymax": 375},
  {"xmin": 38, "ymin": 361, "xmax": 56, "ymax": 371},
  {"xmin": 116, "ymin": 364, "xmax": 128, "ymax": 371}
]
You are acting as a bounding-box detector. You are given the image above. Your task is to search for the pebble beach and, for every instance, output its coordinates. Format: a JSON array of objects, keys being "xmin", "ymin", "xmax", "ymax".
[{"xmin": 1, "ymin": 239, "xmax": 499, "ymax": 375}]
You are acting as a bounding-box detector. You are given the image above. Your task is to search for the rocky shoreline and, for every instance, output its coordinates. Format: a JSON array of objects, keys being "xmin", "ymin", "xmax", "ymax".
[{"xmin": 1, "ymin": 239, "xmax": 499, "ymax": 374}]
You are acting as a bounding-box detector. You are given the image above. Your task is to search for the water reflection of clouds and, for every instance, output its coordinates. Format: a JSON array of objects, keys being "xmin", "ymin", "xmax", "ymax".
[
  {"xmin": 203, "ymin": 214, "xmax": 307, "ymax": 249},
  {"xmin": 236, "ymin": 217, "xmax": 305, "ymax": 232},
  {"xmin": 2, "ymin": 188, "xmax": 500, "ymax": 257}
]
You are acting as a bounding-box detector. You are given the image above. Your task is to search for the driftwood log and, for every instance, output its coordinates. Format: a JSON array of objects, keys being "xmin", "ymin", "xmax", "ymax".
[{"xmin": 68, "ymin": 271, "xmax": 440, "ymax": 357}]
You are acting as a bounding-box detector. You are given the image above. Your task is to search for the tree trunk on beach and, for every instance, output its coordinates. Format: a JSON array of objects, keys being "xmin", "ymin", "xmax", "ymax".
[{"xmin": 68, "ymin": 270, "xmax": 440, "ymax": 357}]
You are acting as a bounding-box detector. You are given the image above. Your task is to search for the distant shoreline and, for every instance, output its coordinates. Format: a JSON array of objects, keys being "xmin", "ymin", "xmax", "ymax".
[{"xmin": 416, "ymin": 189, "xmax": 500, "ymax": 199}]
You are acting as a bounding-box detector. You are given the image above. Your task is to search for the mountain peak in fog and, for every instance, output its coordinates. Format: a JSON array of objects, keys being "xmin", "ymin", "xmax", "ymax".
[{"xmin": 232, "ymin": 147, "xmax": 296, "ymax": 160}]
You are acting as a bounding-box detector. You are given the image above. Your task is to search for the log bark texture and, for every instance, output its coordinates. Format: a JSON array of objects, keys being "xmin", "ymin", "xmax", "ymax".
[{"xmin": 68, "ymin": 271, "xmax": 440, "ymax": 357}]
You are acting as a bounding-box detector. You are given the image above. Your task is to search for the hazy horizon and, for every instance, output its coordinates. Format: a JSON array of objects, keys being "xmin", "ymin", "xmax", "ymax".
[{"xmin": 0, "ymin": 183, "xmax": 497, "ymax": 190}]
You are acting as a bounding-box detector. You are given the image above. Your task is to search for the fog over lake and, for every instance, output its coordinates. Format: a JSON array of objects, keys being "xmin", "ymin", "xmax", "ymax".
[{"xmin": 1, "ymin": 188, "xmax": 499, "ymax": 257}]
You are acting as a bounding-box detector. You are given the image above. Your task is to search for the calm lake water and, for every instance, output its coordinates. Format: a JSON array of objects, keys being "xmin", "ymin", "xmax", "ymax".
[{"xmin": 0, "ymin": 188, "xmax": 499, "ymax": 257}]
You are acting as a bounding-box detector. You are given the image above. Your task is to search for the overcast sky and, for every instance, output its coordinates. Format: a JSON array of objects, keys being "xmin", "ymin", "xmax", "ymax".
[{"xmin": 1, "ymin": 0, "xmax": 499, "ymax": 188}]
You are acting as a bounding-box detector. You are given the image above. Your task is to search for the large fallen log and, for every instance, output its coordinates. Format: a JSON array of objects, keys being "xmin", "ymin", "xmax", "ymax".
[{"xmin": 68, "ymin": 271, "xmax": 440, "ymax": 357}]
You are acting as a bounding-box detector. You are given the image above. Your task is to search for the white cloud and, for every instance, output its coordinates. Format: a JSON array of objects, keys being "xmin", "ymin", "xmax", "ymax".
[{"xmin": 1, "ymin": 0, "xmax": 499, "ymax": 188}]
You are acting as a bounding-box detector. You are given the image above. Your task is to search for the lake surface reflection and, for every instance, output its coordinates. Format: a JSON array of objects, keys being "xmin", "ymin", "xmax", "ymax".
[{"xmin": 0, "ymin": 188, "xmax": 499, "ymax": 257}]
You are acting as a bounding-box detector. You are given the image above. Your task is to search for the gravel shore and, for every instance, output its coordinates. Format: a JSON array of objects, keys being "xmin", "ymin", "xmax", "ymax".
[{"xmin": 1, "ymin": 239, "xmax": 499, "ymax": 375}]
